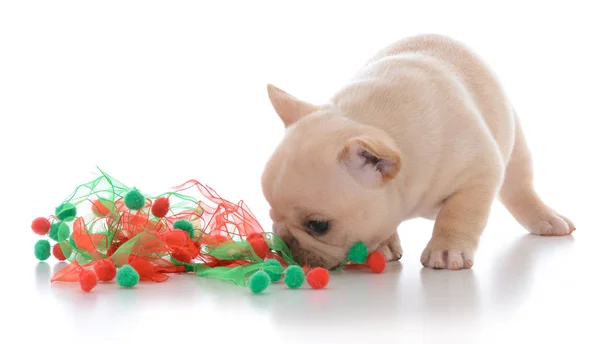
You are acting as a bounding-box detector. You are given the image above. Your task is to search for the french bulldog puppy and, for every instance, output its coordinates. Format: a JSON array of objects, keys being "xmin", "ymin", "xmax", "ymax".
[{"xmin": 261, "ymin": 34, "xmax": 574, "ymax": 270}]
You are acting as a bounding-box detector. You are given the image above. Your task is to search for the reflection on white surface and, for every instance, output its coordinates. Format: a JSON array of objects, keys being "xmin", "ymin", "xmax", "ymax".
[{"xmin": 18, "ymin": 230, "xmax": 595, "ymax": 344}]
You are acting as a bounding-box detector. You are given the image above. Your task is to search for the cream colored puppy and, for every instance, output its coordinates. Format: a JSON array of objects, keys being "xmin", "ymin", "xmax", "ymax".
[{"xmin": 261, "ymin": 34, "xmax": 575, "ymax": 270}]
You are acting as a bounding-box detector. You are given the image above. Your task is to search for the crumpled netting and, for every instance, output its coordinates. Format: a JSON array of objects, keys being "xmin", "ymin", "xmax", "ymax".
[{"xmin": 37, "ymin": 168, "xmax": 299, "ymax": 288}]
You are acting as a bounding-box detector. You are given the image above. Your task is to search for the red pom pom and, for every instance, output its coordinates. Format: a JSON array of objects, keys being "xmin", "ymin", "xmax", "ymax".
[
  {"xmin": 366, "ymin": 251, "xmax": 386, "ymax": 273},
  {"xmin": 172, "ymin": 251, "xmax": 193, "ymax": 264},
  {"xmin": 52, "ymin": 243, "xmax": 66, "ymax": 260},
  {"xmin": 162, "ymin": 230, "xmax": 189, "ymax": 248},
  {"xmin": 306, "ymin": 267, "xmax": 330, "ymax": 289},
  {"xmin": 248, "ymin": 237, "xmax": 269, "ymax": 259},
  {"xmin": 79, "ymin": 270, "xmax": 98, "ymax": 292},
  {"xmin": 151, "ymin": 197, "xmax": 170, "ymax": 218},
  {"xmin": 94, "ymin": 259, "xmax": 117, "ymax": 282},
  {"xmin": 31, "ymin": 217, "xmax": 51, "ymax": 235}
]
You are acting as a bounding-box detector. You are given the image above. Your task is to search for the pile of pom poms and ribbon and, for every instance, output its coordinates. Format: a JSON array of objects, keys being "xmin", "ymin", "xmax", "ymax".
[{"xmin": 30, "ymin": 168, "xmax": 387, "ymax": 294}]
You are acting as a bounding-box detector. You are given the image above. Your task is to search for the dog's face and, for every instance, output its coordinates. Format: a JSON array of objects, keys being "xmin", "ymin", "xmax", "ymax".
[{"xmin": 261, "ymin": 85, "xmax": 403, "ymax": 269}]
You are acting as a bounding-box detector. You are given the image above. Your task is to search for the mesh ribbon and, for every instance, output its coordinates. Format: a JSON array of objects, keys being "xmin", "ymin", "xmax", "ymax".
[{"xmin": 33, "ymin": 168, "xmax": 296, "ymax": 290}]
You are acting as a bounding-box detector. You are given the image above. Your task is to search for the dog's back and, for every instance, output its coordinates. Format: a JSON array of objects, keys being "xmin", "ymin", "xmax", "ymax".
[{"xmin": 330, "ymin": 34, "xmax": 513, "ymax": 219}]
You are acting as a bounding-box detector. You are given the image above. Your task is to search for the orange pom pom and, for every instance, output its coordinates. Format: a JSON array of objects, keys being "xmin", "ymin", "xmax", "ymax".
[
  {"xmin": 151, "ymin": 197, "xmax": 170, "ymax": 218},
  {"xmin": 366, "ymin": 251, "xmax": 386, "ymax": 273},
  {"xmin": 94, "ymin": 259, "xmax": 117, "ymax": 282},
  {"xmin": 52, "ymin": 243, "xmax": 66, "ymax": 260},
  {"xmin": 79, "ymin": 270, "xmax": 98, "ymax": 292},
  {"xmin": 31, "ymin": 217, "xmax": 51, "ymax": 235},
  {"xmin": 248, "ymin": 237, "xmax": 269, "ymax": 259},
  {"xmin": 306, "ymin": 267, "xmax": 330, "ymax": 289},
  {"xmin": 172, "ymin": 251, "xmax": 193, "ymax": 264}
]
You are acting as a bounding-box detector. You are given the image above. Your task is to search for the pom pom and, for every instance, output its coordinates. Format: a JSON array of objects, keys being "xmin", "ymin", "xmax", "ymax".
[
  {"xmin": 171, "ymin": 250, "xmax": 193, "ymax": 264},
  {"xmin": 52, "ymin": 243, "xmax": 69, "ymax": 260},
  {"xmin": 48, "ymin": 222, "xmax": 68, "ymax": 241},
  {"xmin": 173, "ymin": 219, "xmax": 194, "ymax": 238},
  {"xmin": 248, "ymin": 237, "xmax": 269, "ymax": 259},
  {"xmin": 263, "ymin": 259, "xmax": 283, "ymax": 282},
  {"xmin": 55, "ymin": 202, "xmax": 77, "ymax": 221},
  {"xmin": 117, "ymin": 264, "xmax": 140, "ymax": 288},
  {"xmin": 94, "ymin": 259, "xmax": 117, "ymax": 282},
  {"xmin": 34, "ymin": 240, "xmax": 51, "ymax": 260},
  {"xmin": 79, "ymin": 269, "xmax": 98, "ymax": 292},
  {"xmin": 306, "ymin": 267, "xmax": 330, "ymax": 289},
  {"xmin": 249, "ymin": 271, "xmax": 270, "ymax": 294},
  {"xmin": 57, "ymin": 223, "xmax": 71, "ymax": 242},
  {"xmin": 366, "ymin": 251, "xmax": 386, "ymax": 273},
  {"xmin": 124, "ymin": 188, "xmax": 145, "ymax": 210},
  {"xmin": 151, "ymin": 197, "xmax": 170, "ymax": 218},
  {"xmin": 348, "ymin": 242, "xmax": 368, "ymax": 264},
  {"xmin": 31, "ymin": 217, "xmax": 51, "ymax": 235},
  {"xmin": 284, "ymin": 265, "xmax": 305, "ymax": 289}
]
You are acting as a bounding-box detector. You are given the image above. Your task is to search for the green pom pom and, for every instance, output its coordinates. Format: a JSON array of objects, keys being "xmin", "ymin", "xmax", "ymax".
[
  {"xmin": 49, "ymin": 222, "xmax": 68, "ymax": 242},
  {"xmin": 284, "ymin": 265, "xmax": 305, "ymax": 289},
  {"xmin": 348, "ymin": 241, "xmax": 368, "ymax": 264},
  {"xmin": 57, "ymin": 223, "xmax": 71, "ymax": 242},
  {"xmin": 249, "ymin": 271, "xmax": 270, "ymax": 294},
  {"xmin": 124, "ymin": 188, "xmax": 145, "ymax": 210},
  {"xmin": 263, "ymin": 259, "xmax": 283, "ymax": 282},
  {"xmin": 116, "ymin": 264, "xmax": 140, "ymax": 288},
  {"xmin": 34, "ymin": 240, "xmax": 51, "ymax": 260},
  {"xmin": 173, "ymin": 219, "xmax": 194, "ymax": 238},
  {"xmin": 55, "ymin": 202, "xmax": 77, "ymax": 221}
]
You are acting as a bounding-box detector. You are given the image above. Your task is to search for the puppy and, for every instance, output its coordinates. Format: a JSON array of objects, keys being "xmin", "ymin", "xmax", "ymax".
[{"xmin": 261, "ymin": 34, "xmax": 575, "ymax": 270}]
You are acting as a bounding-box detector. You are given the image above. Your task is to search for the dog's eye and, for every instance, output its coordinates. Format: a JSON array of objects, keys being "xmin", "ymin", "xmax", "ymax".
[{"xmin": 306, "ymin": 220, "xmax": 329, "ymax": 234}]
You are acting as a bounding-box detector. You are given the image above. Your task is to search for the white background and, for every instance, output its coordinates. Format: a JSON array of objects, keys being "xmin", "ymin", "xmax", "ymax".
[{"xmin": 1, "ymin": 1, "xmax": 598, "ymax": 343}]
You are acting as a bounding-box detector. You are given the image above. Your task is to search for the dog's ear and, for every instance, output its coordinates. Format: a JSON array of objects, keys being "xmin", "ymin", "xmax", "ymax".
[
  {"xmin": 338, "ymin": 136, "xmax": 402, "ymax": 188},
  {"xmin": 267, "ymin": 84, "xmax": 318, "ymax": 127}
]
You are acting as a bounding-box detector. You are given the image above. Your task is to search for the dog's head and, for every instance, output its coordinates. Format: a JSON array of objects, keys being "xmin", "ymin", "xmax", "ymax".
[{"xmin": 261, "ymin": 85, "xmax": 403, "ymax": 269}]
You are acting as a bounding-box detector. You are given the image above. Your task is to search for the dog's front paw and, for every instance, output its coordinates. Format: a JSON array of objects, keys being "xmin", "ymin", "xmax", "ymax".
[
  {"xmin": 525, "ymin": 211, "xmax": 575, "ymax": 236},
  {"xmin": 420, "ymin": 237, "xmax": 475, "ymax": 270},
  {"xmin": 377, "ymin": 232, "xmax": 403, "ymax": 261}
]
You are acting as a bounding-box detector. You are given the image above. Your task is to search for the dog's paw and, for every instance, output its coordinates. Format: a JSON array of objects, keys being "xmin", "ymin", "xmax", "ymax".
[
  {"xmin": 420, "ymin": 237, "xmax": 474, "ymax": 270},
  {"xmin": 377, "ymin": 233, "xmax": 403, "ymax": 261},
  {"xmin": 525, "ymin": 211, "xmax": 575, "ymax": 236}
]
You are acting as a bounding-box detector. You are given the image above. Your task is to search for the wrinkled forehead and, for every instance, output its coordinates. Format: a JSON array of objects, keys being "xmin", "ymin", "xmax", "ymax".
[
  {"xmin": 268, "ymin": 158, "xmax": 360, "ymax": 217},
  {"xmin": 271, "ymin": 154, "xmax": 338, "ymax": 202}
]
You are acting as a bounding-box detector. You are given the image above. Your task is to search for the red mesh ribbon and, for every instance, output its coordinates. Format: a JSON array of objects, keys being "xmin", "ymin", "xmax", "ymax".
[
  {"xmin": 171, "ymin": 180, "xmax": 265, "ymax": 239},
  {"xmin": 72, "ymin": 218, "xmax": 106, "ymax": 261},
  {"xmin": 47, "ymin": 173, "xmax": 269, "ymax": 290}
]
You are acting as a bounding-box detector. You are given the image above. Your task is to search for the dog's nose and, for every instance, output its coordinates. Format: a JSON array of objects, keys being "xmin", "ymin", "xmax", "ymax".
[{"xmin": 281, "ymin": 234, "xmax": 298, "ymax": 246}]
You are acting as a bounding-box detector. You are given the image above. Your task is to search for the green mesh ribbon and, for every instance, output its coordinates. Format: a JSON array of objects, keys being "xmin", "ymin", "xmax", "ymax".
[{"xmin": 194, "ymin": 260, "xmax": 287, "ymax": 287}]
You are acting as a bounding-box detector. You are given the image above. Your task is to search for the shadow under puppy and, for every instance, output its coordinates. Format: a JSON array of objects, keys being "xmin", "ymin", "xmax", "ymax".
[{"xmin": 261, "ymin": 34, "xmax": 574, "ymax": 270}]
